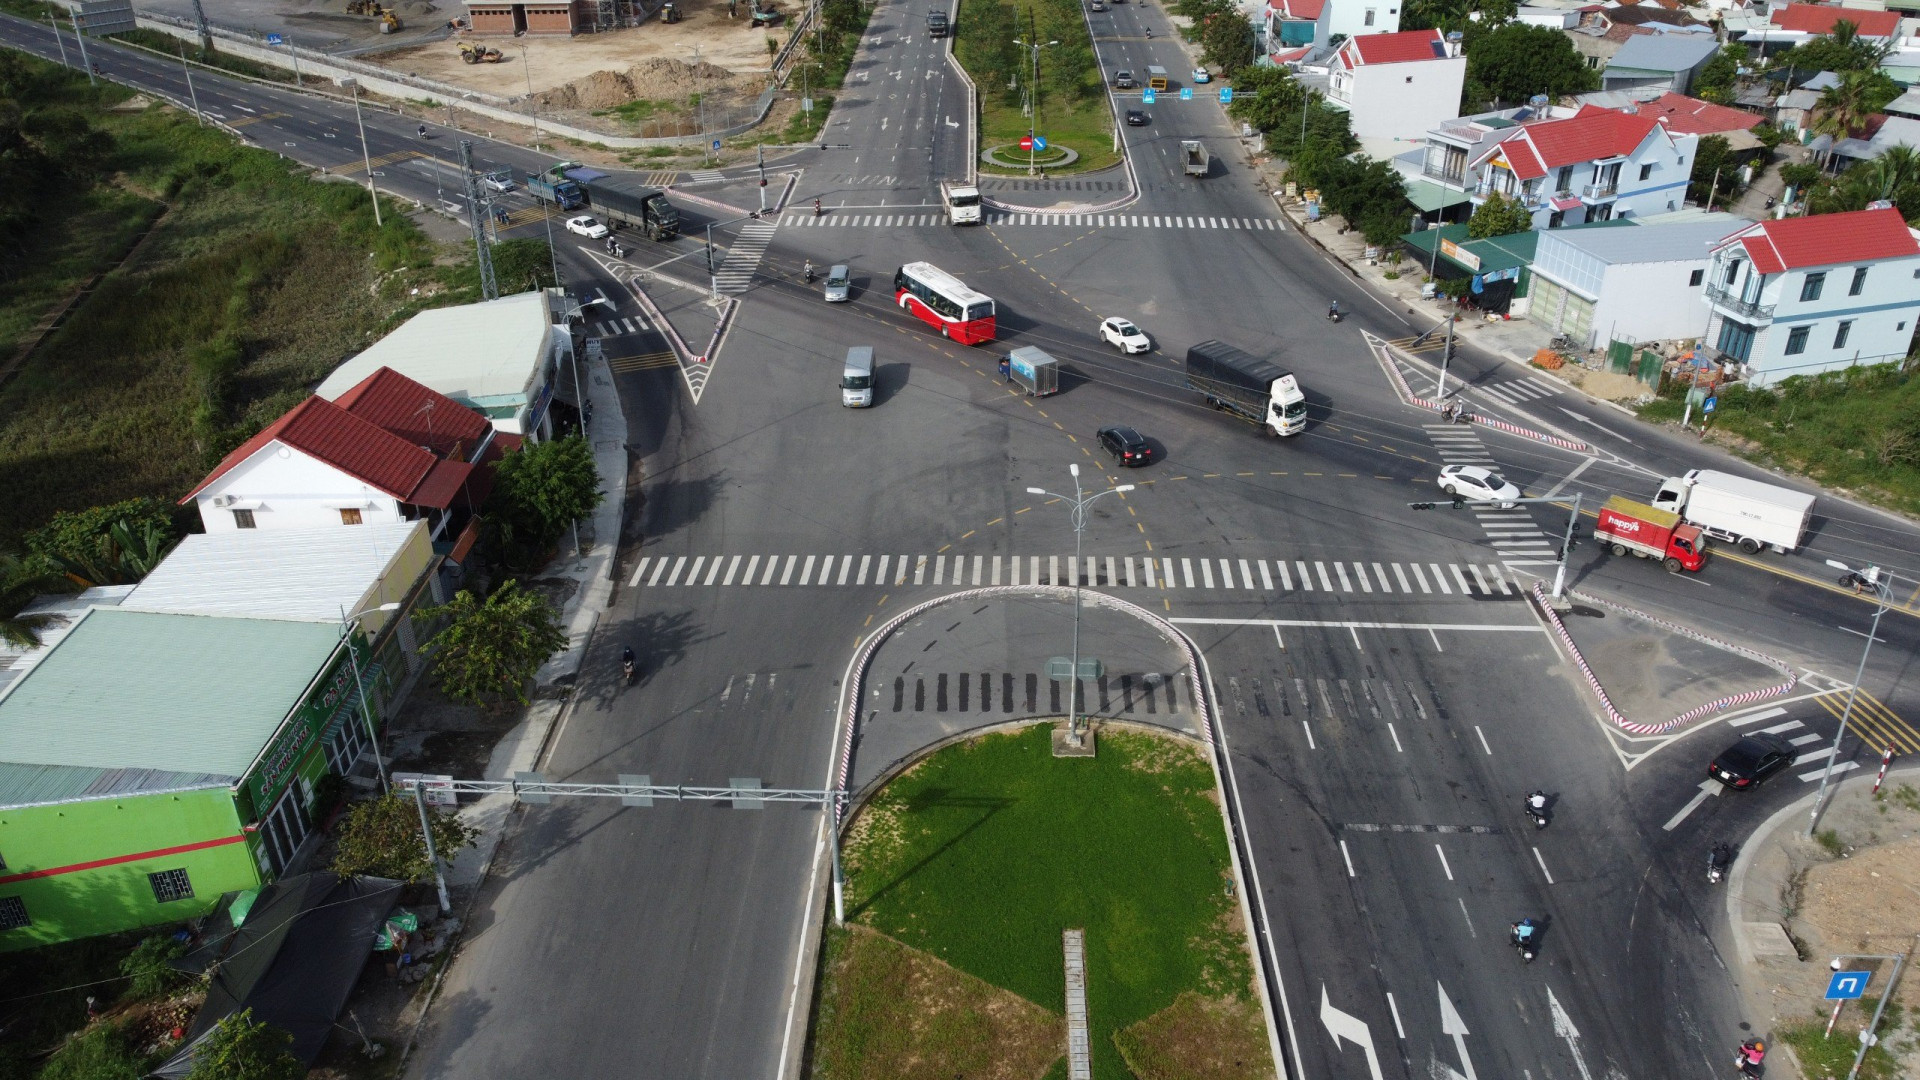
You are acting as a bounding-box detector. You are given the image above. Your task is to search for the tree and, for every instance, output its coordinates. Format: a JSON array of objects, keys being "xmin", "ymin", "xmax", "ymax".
[
  {"xmin": 1692, "ymin": 46, "xmax": 1743, "ymax": 105},
  {"xmin": 1688, "ymin": 134, "xmax": 1742, "ymax": 207},
  {"xmin": 420, "ymin": 580, "xmax": 568, "ymax": 708},
  {"xmin": 1814, "ymin": 70, "xmax": 1900, "ymax": 141},
  {"xmin": 24, "ymin": 497, "xmax": 178, "ymax": 587},
  {"xmin": 38, "ymin": 1024, "xmax": 145, "ymax": 1080},
  {"xmin": 1465, "ymin": 23, "xmax": 1597, "ymax": 108},
  {"xmin": 184, "ymin": 1010, "xmax": 303, "ymax": 1080},
  {"xmin": 485, "ymin": 434, "xmax": 602, "ymax": 566},
  {"xmin": 0, "ymin": 549, "xmax": 62, "ymax": 648},
  {"xmin": 1775, "ymin": 20, "xmax": 1893, "ymax": 75},
  {"xmin": 487, "ymin": 238, "xmax": 558, "ymax": 295},
  {"xmin": 1467, "ymin": 191, "xmax": 1532, "ymax": 238},
  {"xmin": 120, "ymin": 935, "xmax": 189, "ymax": 999},
  {"xmin": 1199, "ymin": 9, "xmax": 1257, "ymax": 78},
  {"xmin": 332, "ymin": 792, "xmax": 479, "ymax": 883},
  {"xmin": 1313, "ymin": 155, "xmax": 1415, "ymax": 235}
]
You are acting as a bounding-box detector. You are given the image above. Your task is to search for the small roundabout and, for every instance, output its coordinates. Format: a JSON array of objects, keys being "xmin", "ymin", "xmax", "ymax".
[{"xmin": 980, "ymin": 142, "xmax": 1082, "ymax": 171}]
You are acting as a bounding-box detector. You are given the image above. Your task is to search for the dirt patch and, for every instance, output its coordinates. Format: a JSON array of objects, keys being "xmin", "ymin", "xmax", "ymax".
[
  {"xmin": 1560, "ymin": 606, "xmax": 1784, "ymax": 724},
  {"xmin": 381, "ymin": 680, "xmax": 523, "ymax": 779},
  {"xmin": 809, "ymin": 925, "xmax": 1063, "ymax": 1080},
  {"xmin": 1559, "ymin": 367, "xmax": 1652, "ymax": 403},
  {"xmin": 1113, "ymin": 991, "xmax": 1275, "ymax": 1080},
  {"xmin": 535, "ymin": 57, "xmax": 745, "ymax": 110}
]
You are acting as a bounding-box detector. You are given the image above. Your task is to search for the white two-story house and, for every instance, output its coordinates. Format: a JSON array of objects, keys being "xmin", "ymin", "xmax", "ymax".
[
  {"xmin": 1326, "ymin": 29, "xmax": 1466, "ymax": 147},
  {"xmin": 1467, "ymin": 105, "xmax": 1698, "ymax": 229},
  {"xmin": 1702, "ymin": 207, "xmax": 1920, "ymax": 386},
  {"xmin": 1266, "ymin": 0, "xmax": 1402, "ymax": 60}
]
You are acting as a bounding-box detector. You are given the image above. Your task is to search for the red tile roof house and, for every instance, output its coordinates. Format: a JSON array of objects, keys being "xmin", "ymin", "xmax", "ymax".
[
  {"xmin": 1702, "ymin": 208, "xmax": 1920, "ymax": 385},
  {"xmin": 1765, "ymin": 3, "xmax": 1902, "ymax": 41},
  {"xmin": 1326, "ymin": 30, "xmax": 1468, "ymax": 144},
  {"xmin": 1467, "ymin": 105, "xmax": 1699, "ymax": 229},
  {"xmin": 182, "ymin": 367, "xmax": 519, "ymax": 543},
  {"xmin": 1266, "ymin": 0, "xmax": 1332, "ymax": 53}
]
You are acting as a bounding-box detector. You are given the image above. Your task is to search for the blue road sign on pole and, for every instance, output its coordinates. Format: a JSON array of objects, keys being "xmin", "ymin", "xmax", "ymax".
[
  {"xmin": 1142, "ymin": 88, "xmax": 1156, "ymax": 104},
  {"xmin": 1702, "ymin": 395, "xmax": 1718, "ymax": 414},
  {"xmin": 1827, "ymin": 971, "xmax": 1870, "ymax": 1000},
  {"xmin": 712, "ymin": 139, "xmax": 723, "ymax": 152},
  {"xmin": 266, "ymin": 33, "xmax": 284, "ymax": 45},
  {"xmin": 1033, "ymin": 135, "xmax": 1048, "ymax": 150},
  {"xmin": 1180, "ymin": 87, "xmax": 1193, "ymax": 100},
  {"xmin": 1219, "ymin": 87, "xmax": 1233, "ymax": 103}
]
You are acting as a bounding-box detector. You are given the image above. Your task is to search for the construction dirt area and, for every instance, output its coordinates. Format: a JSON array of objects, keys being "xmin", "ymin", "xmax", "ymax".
[{"xmin": 364, "ymin": 0, "xmax": 801, "ymax": 139}]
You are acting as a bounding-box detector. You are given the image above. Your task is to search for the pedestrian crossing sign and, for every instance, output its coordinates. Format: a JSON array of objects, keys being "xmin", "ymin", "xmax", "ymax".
[
  {"xmin": 1142, "ymin": 88, "xmax": 1156, "ymax": 104},
  {"xmin": 1180, "ymin": 87, "xmax": 1193, "ymax": 100},
  {"xmin": 1219, "ymin": 87, "xmax": 1233, "ymax": 103}
]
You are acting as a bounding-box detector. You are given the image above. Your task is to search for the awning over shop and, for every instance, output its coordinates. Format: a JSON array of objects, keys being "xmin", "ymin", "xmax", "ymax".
[{"xmin": 1404, "ymin": 178, "xmax": 1474, "ymax": 213}]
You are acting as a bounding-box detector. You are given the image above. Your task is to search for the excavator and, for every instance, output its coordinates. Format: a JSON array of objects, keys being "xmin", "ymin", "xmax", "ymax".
[
  {"xmin": 345, "ymin": 0, "xmax": 403, "ymax": 33},
  {"xmin": 458, "ymin": 41, "xmax": 504, "ymax": 63}
]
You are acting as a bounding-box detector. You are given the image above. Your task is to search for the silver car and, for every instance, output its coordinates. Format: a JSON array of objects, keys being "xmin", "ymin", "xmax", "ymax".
[{"xmin": 824, "ymin": 264, "xmax": 851, "ymax": 302}]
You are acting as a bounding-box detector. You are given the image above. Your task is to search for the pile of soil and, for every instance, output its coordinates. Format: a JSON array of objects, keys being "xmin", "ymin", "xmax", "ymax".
[{"xmin": 535, "ymin": 58, "xmax": 753, "ymax": 111}]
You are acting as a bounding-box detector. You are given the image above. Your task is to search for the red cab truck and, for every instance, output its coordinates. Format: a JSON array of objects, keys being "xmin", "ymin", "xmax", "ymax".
[{"xmin": 1596, "ymin": 495, "xmax": 1709, "ymax": 573}]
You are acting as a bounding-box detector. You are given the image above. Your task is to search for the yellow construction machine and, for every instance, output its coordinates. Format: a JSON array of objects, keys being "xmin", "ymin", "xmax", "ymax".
[
  {"xmin": 346, "ymin": 1, "xmax": 404, "ymax": 32},
  {"xmin": 458, "ymin": 41, "xmax": 504, "ymax": 63}
]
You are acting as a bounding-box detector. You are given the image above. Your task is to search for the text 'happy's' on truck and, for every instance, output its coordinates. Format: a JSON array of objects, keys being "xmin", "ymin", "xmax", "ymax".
[
  {"xmin": 527, "ymin": 162, "xmax": 681, "ymax": 241},
  {"xmin": 1184, "ymin": 340, "xmax": 1307, "ymax": 437}
]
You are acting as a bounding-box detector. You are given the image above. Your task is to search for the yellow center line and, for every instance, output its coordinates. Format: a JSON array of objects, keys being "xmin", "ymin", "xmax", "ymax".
[
  {"xmin": 960, "ymin": 530, "xmax": 976, "ymax": 540},
  {"xmin": 986, "ymin": 517, "xmax": 1004, "ymax": 526}
]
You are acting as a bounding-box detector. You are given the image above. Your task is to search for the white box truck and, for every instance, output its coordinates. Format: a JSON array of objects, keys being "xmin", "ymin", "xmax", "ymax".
[
  {"xmin": 941, "ymin": 180, "xmax": 981, "ymax": 225},
  {"xmin": 1649, "ymin": 469, "xmax": 1814, "ymax": 554}
]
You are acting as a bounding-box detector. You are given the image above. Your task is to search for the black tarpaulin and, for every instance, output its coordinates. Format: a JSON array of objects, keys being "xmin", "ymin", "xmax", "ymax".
[{"xmin": 149, "ymin": 873, "xmax": 402, "ymax": 1077}]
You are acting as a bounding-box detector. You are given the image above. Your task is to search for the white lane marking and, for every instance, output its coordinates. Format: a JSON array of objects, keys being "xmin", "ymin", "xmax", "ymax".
[
  {"xmin": 1801, "ymin": 760, "xmax": 1860, "ymax": 782},
  {"xmin": 1387, "ymin": 723, "xmax": 1403, "ymax": 752},
  {"xmin": 1340, "ymin": 839, "xmax": 1356, "ymax": 877},
  {"xmin": 1457, "ymin": 898, "xmax": 1476, "ymax": 936},
  {"xmin": 629, "ymin": 555, "xmax": 652, "ymax": 587},
  {"xmin": 1662, "ymin": 779, "xmax": 1722, "ymax": 831},
  {"xmin": 1437, "ymin": 983, "xmax": 1480, "ymax": 1080},
  {"xmin": 1386, "ymin": 991, "xmax": 1405, "ymax": 1039},
  {"xmin": 1301, "ymin": 719, "xmax": 1315, "ymax": 749},
  {"xmin": 1475, "ymin": 726, "xmax": 1492, "ymax": 755},
  {"xmin": 1727, "ymin": 706, "xmax": 1789, "ymax": 726},
  {"xmin": 1319, "ymin": 988, "xmax": 1386, "ymax": 1080},
  {"xmin": 1435, "ymin": 843, "xmax": 1454, "ymax": 881},
  {"xmin": 1533, "ymin": 846, "xmax": 1555, "ymax": 884}
]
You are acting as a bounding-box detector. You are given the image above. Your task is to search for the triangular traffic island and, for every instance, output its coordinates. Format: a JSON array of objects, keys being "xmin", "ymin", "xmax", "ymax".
[{"xmin": 1530, "ymin": 585, "xmax": 1797, "ymax": 735}]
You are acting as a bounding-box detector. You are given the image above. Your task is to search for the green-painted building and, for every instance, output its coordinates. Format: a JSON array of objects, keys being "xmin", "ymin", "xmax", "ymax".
[{"xmin": 0, "ymin": 609, "xmax": 376, "ymax": 950}]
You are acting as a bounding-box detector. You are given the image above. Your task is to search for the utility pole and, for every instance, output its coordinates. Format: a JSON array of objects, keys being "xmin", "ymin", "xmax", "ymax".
[
  {"xmin": 410, "ymin": 780, "xmax": 452, "ymax": 914},
  {"xmin": 1549, "ymin": 492, "xmax": 1583, "ymax": 600},
  {"xmin": 70, "ymin": 12, "xmax": 95, "ymax": 87},
  {"xmin": 344, "ymin": 79, "xmax": 382, "ymax": 227},
  {"xmin": 756, "ymin": 143, "xmax": 767, "ymax": 213},
  {"xmin": 1808, "ymin": 562, "xmax": 1893, "ymax": 836},
  {"xmin": 189, "ymin": 0, "xmax": 214, "ymax": 52},
  {"xmin": 47, "ymin": 14, "xmax": 69, "ymax": 68},
  {"xmin": 459, "ymin": 140, "xmax": 499, "ymax": 300},
  {"xmin": 178, "ymin": 42, "xmax": 204, "ymax": 126},
  {"xmin": 518, "ymin": 43, "xmax": 540, "ymax": 152}
]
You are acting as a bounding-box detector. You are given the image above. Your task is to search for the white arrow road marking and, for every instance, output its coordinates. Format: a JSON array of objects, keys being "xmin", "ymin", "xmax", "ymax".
[
  {"xmin": 1319, "ymin": 985, "xmax": 1385, "ymax": 1080},
  {"xmin": 1662, "ymin": 778, "xmax": 1722, "ymax": 831},
  {"xmin": 1558, "ymin": 406, "xmax": 1634, "ymax": 443},
  {"xmin": 1437, "ymin": 982, "xmax": 1479, "ymax": 1080},
  {"xmin": 1548, "ymin": 988, "xmax": 1596, "ymax": 1080}
]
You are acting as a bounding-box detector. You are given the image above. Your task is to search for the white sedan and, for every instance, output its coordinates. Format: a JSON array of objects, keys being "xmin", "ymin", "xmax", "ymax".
[
  {"xmin": 1099, "ymin": 317, "xmax": 1151, "ymax": 354},
  {"xmin": 1438, "ymin": 464, "xmax": 1522, "ymax": 507},
  {"xmin": 565, "ymin": 215, "xmax": 610, "ymax": 239},
  {"xmin": 1192, "ymin": 67, "xmax": 1211, "ymax": 84}
]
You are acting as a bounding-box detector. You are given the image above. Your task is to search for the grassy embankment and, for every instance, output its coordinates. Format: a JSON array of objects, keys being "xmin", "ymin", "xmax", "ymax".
[
  {"xmin": 0, "ymin": 53, "xmax": 526, "ymax": 547},
  {"xmin": 957, "ymin": 0, "xmax": 1120, "ymax": 175},
  {"xmin": 811, "ymin": 725, "xmax": 1272, "ymax": 1080},
  {"xmin": 1636, "ymin": 362, "xmax": 1920, "ymax": 517}
]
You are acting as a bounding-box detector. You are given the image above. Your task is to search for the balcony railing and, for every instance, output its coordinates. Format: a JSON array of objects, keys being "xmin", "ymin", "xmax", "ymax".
[
  {"xmin": 1704, "ymin": 283, "xmax": 1774, "ymax": 320},
  {"xmin": 1582, "ymin": 181, "xmax": 1618, "ymax": 200},
  {"xmin": 1423, "ymin": 164, "xmax": 1465, "ymax": 186}
]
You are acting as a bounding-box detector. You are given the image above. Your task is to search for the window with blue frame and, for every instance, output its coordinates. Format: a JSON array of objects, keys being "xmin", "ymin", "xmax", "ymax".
[
  {"xmin": 1785, "ymin": 326, "xmax": 1810, "ymax": 354},
  {"xmin": 1800, "ymin": 272, "xmax": 1825, "ymax": 302}
]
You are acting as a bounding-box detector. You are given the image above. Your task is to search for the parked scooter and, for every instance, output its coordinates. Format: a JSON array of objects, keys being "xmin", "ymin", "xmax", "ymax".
[{"xmin": 1707, "ymin": 842, "xmax": 1732, "ymax": 885}]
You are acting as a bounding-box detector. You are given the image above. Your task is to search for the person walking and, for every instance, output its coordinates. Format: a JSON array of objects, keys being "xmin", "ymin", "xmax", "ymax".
[{"xmin": 999, "ymin": 357, "xmax": 1011, "ymax": 382}]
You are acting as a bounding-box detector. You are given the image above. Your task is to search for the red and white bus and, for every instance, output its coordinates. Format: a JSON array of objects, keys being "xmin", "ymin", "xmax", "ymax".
[{"xmin": 894, "ymin": 262, "xmax": 996, "ymax": 344}]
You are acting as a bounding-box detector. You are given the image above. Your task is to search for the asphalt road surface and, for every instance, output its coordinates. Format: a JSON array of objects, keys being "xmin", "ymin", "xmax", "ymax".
[{"xmin": 11, "ymin": 9, "xmax": 1919, "ymax": 1079}]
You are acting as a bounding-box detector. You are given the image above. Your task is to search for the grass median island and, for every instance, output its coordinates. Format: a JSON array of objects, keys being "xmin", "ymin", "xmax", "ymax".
[
  {"xmin": 809, "ymin": 724, "xmax": 1272, "ymax": 1080},
  {"xmin": 956, "ymin": 0, "xmax": 1120, "ymax": 175}
]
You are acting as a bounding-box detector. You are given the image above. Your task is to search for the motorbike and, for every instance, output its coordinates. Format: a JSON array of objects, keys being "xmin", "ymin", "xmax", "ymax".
[
  {"xmin": 1734, "ymin": 1039, "xmax": 1765, "ymax": 1077},
  {"xmin": 1326, "ymin": 306, "xmax": 1342, "ymax": 323},
  {"xmin": 1524, "ymin": 792, "xmax": 1549, "ymax": 829},
  {"xmin": 1707, "ymin": 843, "xmax": 1732, "ymax": 885},
  {"xmin": 1510, "ymin": 920, "xmax": 1539, "ymax": 962},
  {"xmin": 621, "ymin": 648, "xmax": 636, "ymax": 684},
  {"xmin": 814, "ymin": 198, "xmax": 824, "ymax": 217},
  {"xmin": 1837, "ymin": 569, "xmax": 1878, "ymax": 594},
  {"xmin": 417, "ymin": 125, "xmax": 428, "ymax": 139}
]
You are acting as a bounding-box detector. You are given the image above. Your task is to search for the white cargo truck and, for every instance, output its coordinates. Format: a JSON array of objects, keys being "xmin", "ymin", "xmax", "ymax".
[
  {"xmin": 1649, "ymin": 469, "xmax": 1814, "ymax": 554},
  {"xmin": 941, "ymin": 180, "xmax": 982, "ymax": 225}
]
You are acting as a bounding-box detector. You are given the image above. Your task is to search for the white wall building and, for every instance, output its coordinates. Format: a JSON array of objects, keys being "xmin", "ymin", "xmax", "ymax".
[
  {"xmin": 1702, "ymin": 208, "xmax": 1920, "ymax": 386},
  {"xmin": 1529, "ymin": 215, "xmax": 1747, "ymax": 349},
  {"xmin": 1326, "ymin": 29, "xmax": 1467, "ymax": 147},
  {"xmin": 1327, "ymin": 0, "xmax": 1401, "ymax": 42},
  {"xmin": 1468, "ymin": 106, "xmax": 1698, "ymax": 229}
]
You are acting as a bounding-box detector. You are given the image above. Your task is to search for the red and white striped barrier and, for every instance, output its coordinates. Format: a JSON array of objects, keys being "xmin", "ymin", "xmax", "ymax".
[
  {"xmin": 1530, "ymin": 584, "xmax": 1797, "ymax": 734},
  {"xmin": 1874, "ymin": 745, "xmax": 1897, "ymax": 794},
  {"xmin": 1363, "ymin": 332, "xmax": 1591, "ymax": 454}
]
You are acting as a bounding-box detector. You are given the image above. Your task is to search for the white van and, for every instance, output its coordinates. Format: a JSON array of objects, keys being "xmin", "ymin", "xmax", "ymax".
[{"xmin": 841, "ymin": 346, "xmax": 875, "ymax": 407}]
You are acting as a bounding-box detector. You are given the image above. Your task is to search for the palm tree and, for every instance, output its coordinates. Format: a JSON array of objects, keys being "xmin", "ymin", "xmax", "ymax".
[
  {"xmin": 1813, "ymin": 71, "xmax": 1878, "ymax": 142},
  {"xmin": 0, "ymin": 550, "xmax": 63, "ymax": 649},
  {"xmin": 1869, "ymin": 144, "xmax": 1919, "ymax": 201}
]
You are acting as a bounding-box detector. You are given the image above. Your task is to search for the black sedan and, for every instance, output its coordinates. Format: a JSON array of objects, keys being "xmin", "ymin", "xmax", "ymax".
[
  {"xmin": 1708, "ymin": 732, "xmax": 1798, "ymax": 789},
  {"xmin": 1125, "ymin": 109, "xmax": 1149, "ymax": 126},
  {"xmin": 1097, "ymin": 425, "xmax": 1153, "ymax": 466}
]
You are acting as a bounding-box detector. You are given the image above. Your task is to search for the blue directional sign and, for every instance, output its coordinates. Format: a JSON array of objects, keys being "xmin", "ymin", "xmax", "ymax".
[
  {"xmin": 1827, "ymin": 971, "xmax": 1870, "ymax": 1000},
  {"xmin": 1142, "ymin": 88, "xmax": 1156, "ymax": 104},
  {"xmin": 1702, "ymin": 395, "xmax": 1718, "ymax": 414},
  {"xmin": 266, "ymin": 33, "xmax": 284, "ymax": 45},
  {"xmin": 1032, "ymin": 135, "xmax": 1048, "ymax": 151},
  {"xmin": 1180, "ymin": 86, "xmax": 1193, "ymax": 100},
  {"xmin": 1219, "ymin": 87, "xmax": 1233, "ymax": 103},
  {"xmin": 711, "ymin": 139, "xmax": 723, "ymax": 152}
]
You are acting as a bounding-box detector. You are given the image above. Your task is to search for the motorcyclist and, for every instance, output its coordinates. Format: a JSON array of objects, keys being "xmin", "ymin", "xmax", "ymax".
[
  {"xmin": 1510, "ymin": 918, "xmax": 1540, "ymax": 956},
  {"xmin": 804, "ymin": 259, "xmax": 815, "ymax": 282},
  {"xmin": 1441, "ymin": 402, "xmax": 1459, "ymax": 423},
  {"xmin": 417, "ymin": 124, "xmax": 428, "ymax": 138},
  {"xmin": 1526, "ymin": 790, "xmax": 1548, "ymax": 813},
  {"xmin": 813, "ymin": 198, "xmax": 824, "ymax": 217},
  {"xmin": 1736, "ymin": 1038, "xmax": 1765, "ymax": 1076},
  {"xmin": 1327, "ymin": 301, "xmax": 1339, "ymax": 321},
  {"xmin": 1708, "ymin": 842, "xmax": 1733, "ymax": 882},
  {"xmin": 621, "ymin": 646, "xmax": 636, "ymax": 681}
]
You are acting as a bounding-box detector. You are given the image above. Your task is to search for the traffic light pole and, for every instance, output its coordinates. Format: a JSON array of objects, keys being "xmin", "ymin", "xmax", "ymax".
[{"xmin": 1410, "ymin": 493, "xmax": 1585, "ymax": 600}]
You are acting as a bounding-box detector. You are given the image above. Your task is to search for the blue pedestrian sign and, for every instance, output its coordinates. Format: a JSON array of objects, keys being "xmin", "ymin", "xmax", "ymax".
[
  {"xmin": 1219, "ymin": 87, "xmax": 1233, "ymax": 103},
  {"xmin": 711, "ymin": 139, "xmax": 723, "ymax": 152},
  {"xmin": 1180, "ymin": 87, "xmax": 1193, "ymax": 100},
  {"xmin": 1827, "ymin": 971, "xmax": 1871, "ymax": 1000},
  {"xmin": 1032, "ymin": 135, "xmax": 1048, "ymax": 151},
  {"xmin": 266, "ymin": 33, "xmax": 284, "ymax": 45},
  {"xmin": 1702, "ymin": 395, "xmax": 1718, "ymax": 414},
  {"xmin": 1142, "ymin": 88, "xmax": 1156, "ymax": 104}
]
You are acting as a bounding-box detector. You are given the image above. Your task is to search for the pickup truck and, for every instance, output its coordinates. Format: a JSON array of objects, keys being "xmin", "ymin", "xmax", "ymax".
[
  {"xmin": 1596, "ymin": 496, "xmax": 1708, "ymax": 573},
  {"xmin": 1181, "ymin": 140, "xmax": 1209, "ymax": 178}
]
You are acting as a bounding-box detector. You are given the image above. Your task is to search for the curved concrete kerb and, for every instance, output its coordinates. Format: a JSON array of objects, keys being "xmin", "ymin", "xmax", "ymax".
[{"xmin": 831, "ymin": 586, "xmax": 1215, "ymax": 828}]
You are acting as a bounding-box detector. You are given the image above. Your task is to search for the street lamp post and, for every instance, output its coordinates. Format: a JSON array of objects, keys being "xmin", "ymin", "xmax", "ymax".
[
  {"xmin": 1808, "ymin": 561, "xmax": 1893, "ymax": 836},
  {"xmin": 338, "ymin": 601, "xmax": 403, "ymax": 795},
  {"xmin": 1012, "ymin": 37, "xmax": 1059, "ymax": 177},
  {"xmin": 341, "ymin": 79, "xmax": 382, "ymax": 227},
  {"xmin": 1026, "ymin": 464, "xmax": 1134, "ymax": 743},
  {"xmin": 517, "ymin": 44, "xmax": 540, "ymax": 153}
]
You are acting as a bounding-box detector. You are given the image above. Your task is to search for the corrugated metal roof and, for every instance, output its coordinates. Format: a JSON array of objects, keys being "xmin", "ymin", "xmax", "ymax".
[
  {"xmin": 1604, "ymin": 34, "xmax": 1719, "ymax": 76},
  {"xmin": 119, "ymin": 522, "xmax": 424, "ymax": 622},
  {"xmin": 0, "ymin": 762, "xmax": 231, "ymax": 809},
  {"xmin": 0, "ymin": 609, "xmax": 342, "ymax": 778},
  {"xmin": 315, "ymin": 291, "xmax": 552, "ymax": 405},
  {"xmin": 1538, "ymin": 216, "xmax": 1745, "ymax": 265},
  {"xmin": 0, "ymin": 587, "xmax": 132, "ymax": 693}
]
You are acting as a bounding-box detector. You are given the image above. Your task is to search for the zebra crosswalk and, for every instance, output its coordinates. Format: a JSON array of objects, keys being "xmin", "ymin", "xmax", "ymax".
[
  {"xmin": 778, "ymin": 211, "xmax": 1287, "ymax": 231},
  {"xmin": 1478, "ymin": 374, "xmax": 1566, "ymax": 406},
  {"xmin": 715, "ymin": 221, "xmax": 778, "ymax": 293},
  {"xmin": 1425, "ymin": 424, "xmax": 1561, "ymax": 564},
  {"xmin": 1724, "ymin": 705, "xmax": 1861, "ymax": 783},
  {"xmin": 591, "ymin": 314, "xmax": 653, "ymax": 337},
  {"xmin": 628, "ymin": 552, "xmax": 1531, "ymax": 597},
  {"xmin": 684, "ymin": 169, "xmax": 725, "ymax": 183}
]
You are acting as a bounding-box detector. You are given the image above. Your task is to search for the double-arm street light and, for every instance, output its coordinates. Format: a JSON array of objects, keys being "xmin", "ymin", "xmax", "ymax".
[
  {"xmin": 1012, "ymin": 37, "xmax": 1059, "ymax": 176},
  {"xmin": 1027, "ymin": 464, "xmax": 1134, "ymax": 744},
  {"xmin": 1808, "ymin": 560, "xmax": 1896, "ymax": 835}
]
